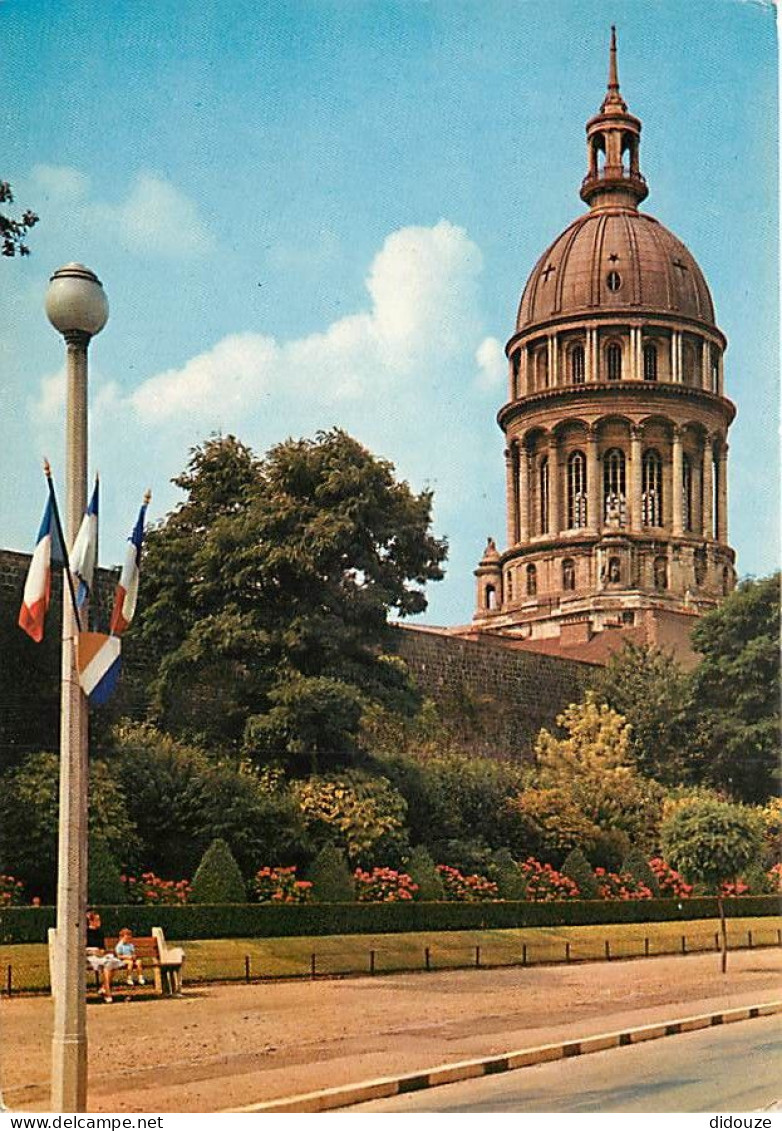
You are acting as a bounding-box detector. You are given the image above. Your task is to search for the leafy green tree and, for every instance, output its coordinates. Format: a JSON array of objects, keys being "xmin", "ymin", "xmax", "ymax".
[
  {"xmin": 661, "ymin": 796, "xmax": 764, "ymax": 973},
  {"xmin": 621, "ymin": 846, "xmax": 660, "ymax": 897},
  {"xmin": 190, "ymin": 838, "xmax": 247, "ymax": 903},
  {"xmin": 560, "ymin": 848, "xmax": 599, "ymax": 899},
  {"xmin": 405, "ymin": 845, "xmax": 445, "ymax": 901},
  {"xmin": 293, "ymin": 770, "xmax": 409, "ymax": 867},
  {"xmin": 490, "ymin": 848, "xmax": 526, "ymax": 900},
  {"xmin": 523, "ymin": 694, "xmax": 665, "ymax": 856},
  {"xmin": 1, "ymin": 181, "xmax": 38, "ymax": 256},
  {"xmin": 135, "ymin": 430, "xmax": 446, "ymax": 770},
  {"xmin": 88, "ymin": 838, "xmax": 127, "ymax": 905},
  {"xmin": 0, "ymin": 752, "xmax": 138, "ymax": 899},
  {"xmin": 594, "ymin": 643, "xmax": 694, "ymax": 785},
  {"xmin": 689, "ymin": 574, "xmax": 780, "ymax": 803},
  {"xmin": 113, "ymin": 724, "xmax": 309, "ymax": 879},
  {"xmin": 307, "ymin": 844, "xmax": 355, "ymax": 902}
]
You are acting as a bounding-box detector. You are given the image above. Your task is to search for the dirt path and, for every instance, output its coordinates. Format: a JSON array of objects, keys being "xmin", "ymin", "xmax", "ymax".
[{"xmin": 1, "ymin": 950, "xmax": 780, "ymax": 1113}]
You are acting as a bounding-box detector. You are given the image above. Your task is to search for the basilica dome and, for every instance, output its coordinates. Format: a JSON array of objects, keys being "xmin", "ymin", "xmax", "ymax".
[{"xmin": 516, "ymin": 209, "xmax": 716, "ymax": 333}]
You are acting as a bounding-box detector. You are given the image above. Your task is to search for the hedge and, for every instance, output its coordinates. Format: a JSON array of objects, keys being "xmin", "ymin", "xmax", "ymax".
[{"xmin": 1, "ymin": 896, "xmax": 780, "ymax": 945}]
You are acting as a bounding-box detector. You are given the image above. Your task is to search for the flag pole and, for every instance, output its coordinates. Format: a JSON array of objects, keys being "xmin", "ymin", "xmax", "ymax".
[{"xmin": 44, "ymin": 459, "xmax": 82, "ymax": 634}]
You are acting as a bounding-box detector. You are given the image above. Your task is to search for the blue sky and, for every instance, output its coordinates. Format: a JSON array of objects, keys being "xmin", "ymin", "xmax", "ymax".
[{"xmin": 0, "ymin": 0, "xmax": 777, "ymax": 626}]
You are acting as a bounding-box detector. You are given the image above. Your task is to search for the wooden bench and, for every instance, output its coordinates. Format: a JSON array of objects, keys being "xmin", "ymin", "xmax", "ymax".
[{"xmin": 48, "ymin": 926, "xmax": 185, "ymax": 997}]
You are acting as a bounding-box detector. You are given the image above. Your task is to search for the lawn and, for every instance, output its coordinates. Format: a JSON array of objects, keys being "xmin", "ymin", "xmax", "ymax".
[{"xmin": 2, "ymin": 915, "xmax": 780, "ymax": 992}]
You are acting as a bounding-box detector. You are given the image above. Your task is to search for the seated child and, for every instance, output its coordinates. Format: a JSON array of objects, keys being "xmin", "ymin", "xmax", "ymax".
[{"xmin": 115, "ymin": 928, "xmax": 146, "ymax": 986}]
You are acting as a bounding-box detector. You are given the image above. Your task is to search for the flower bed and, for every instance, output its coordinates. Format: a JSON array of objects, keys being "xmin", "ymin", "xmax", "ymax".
[
  {"xmin": 0, "ymin": 874, "xmax": 25, "ymax": 907},
  {"xmin": 122, "ymin": 872, "xmax": 191, "ymax": 905},
  {"xmin": 649, "ymin": 857, "xmax": 694, "ymax": 899},
  {"xmin": 519, "ymin": 859, "xmax": 581, "ymax": 901},
  {"xmin": 253, "ymin": 866, "xmax": 312, "ymax": 903},
  {"xmin": 436, "ymin": 865, "xmax": 499, "ymax": 902},
  {"xmin": 354, "ymin": 867, "xmax": 418, "ymax": 902},
  {"xmin": 595, "ymin": 868, "xmax": 653, "ymax": 900}
]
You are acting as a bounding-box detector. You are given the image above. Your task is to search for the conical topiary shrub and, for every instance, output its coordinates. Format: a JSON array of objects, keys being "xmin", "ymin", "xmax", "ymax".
[
  {"xmin": 88, "ymin": 837, "xmax": 127, "ymax": 905},
  {"xmin": 406, "ymin": 845, "xmax": 445, "ymax": 901},
  {"xmin": 490, "ymin": 848, "xmax": 526, "ymax": 900},
  {"xmin": 621, "ymin": 846, "xmax": 660, "ymax": 897},
  {"xmin": 560, "ymin": 848, "xmax": 599, "ymax": 900},
  {"xmin": 190, "ymin": 838, "xmax": 246, "ymax": 903},
  {"xmin": 307, "ymin": 844, "xmax": 355, "ymax": 902}
]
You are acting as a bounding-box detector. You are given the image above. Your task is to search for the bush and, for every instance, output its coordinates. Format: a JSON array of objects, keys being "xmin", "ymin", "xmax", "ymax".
[
  {"xmin": 4, "ymin": 895, "xmax": 778, "ymax": 945},
  {"xmin": 0, "ymin": 874, "xmax": 25, "ymax": 907},
  {"xmin": 648, "ymin": 857, "xmax": 693, "ymax": 899},
  {"xmin": 405, "ymin": 846, "xmax": 445, "ymax": 901},
  {"xmin": 519, "ymin": 858, "xmax": 581, "ymax": 901},
  {"xmin": 190, "ymin": 839, "xmax": 246, "ymax": 904},
  {"xmin": 354, "ymin": 868, "xmax": 418, "ymax": 902},
  {"xmin": 561, "ymin": 849, "xmax": 599, "ymax": 900},
  {"xmin": 123, "ymin": 871, "xmax": 191, "ymax": 905},
  {"xmin": 621, "ymin": 847, "xmax": 661, "ymax": 898},
  {"xmin": 595, "ymin": 868, "xmax": 653, "ymax": 900},
  {"xmin": 490, "ymin": 849, "xmax": 526, "ymax": 901},
  {"xmin": 252, "ymin": 866, "xmax": 312, "ymax": 903},
  {"xmin": 307, "ymin": 844, "xmax": 355, "ymax": 903},
  {"xmin": 436, "ymin": 865, "xmax": 498, "ymax": 902},
  {"xmin": 88, "ymin": 839, "xmax": 127, "ymax": 906}
]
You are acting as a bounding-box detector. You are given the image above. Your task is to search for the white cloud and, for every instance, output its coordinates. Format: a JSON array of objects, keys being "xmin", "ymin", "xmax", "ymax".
[
  {"xmin": 129, "ymin": 219, "xmax": 484, "ymax": 422},
  {"xmin": 28, "ymin": 164, "xmax": 214, "ymax": 258},
  {"xmin": 475, "ymin": 336, "xmax": 506, "ymax": 390}
]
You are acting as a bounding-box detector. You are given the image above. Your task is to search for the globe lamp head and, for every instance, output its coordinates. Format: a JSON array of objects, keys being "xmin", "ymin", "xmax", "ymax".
[{"xmin": 45, "ymin": 263, "xmax": 109, "ymax": 338}]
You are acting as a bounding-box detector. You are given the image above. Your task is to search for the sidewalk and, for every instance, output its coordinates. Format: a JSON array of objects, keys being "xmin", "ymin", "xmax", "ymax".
[{"xmin": 1, "ymin": 949, "xmax": 780, "ymax": 1113}]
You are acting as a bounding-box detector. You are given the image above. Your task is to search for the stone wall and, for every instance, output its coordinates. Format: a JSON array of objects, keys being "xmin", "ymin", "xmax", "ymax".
[{"xmin": 391, "ymin": 625, "xmax": 595, "ymax": 759}]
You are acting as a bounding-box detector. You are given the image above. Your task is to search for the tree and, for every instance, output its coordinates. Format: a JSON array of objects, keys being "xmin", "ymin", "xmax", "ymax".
[
  {"xmin": 594, "ymin": 642, "xmax": 694, "ymax": 785},
  {"xmin": 661, "ymin": 796, "xmax": 764, "ymax": 973},
  {"xmin": 88, "ymin": 838, "xmax": 127, "ymax": 905},
  {"xmin": 689, "ymin": 574, "xmax": 780, "ymax": 803},
  {"xmin": 0, "ymin": 751, "xmax": 138, "ymax": 899},
  {"xmin": 190, "ymin": 838, "xmax": 246, "ymax": 903},
  {"xmin": 0, "ymin": 181, "xmax": 38, "ymax": 256},
  {"xmin": 560, "ymin": 848, "xmax": 599, "ymax": 899},
  {"xmin": 528, "ymin": 694, "xmax": 666, "ymax": 852},
  {"xmin": 405, "ymin": 845, "xmax": 445, "ymax": 901},
  {"xmin": 112, "ymin": 724, "xmax": 309, "ymax": 879},
  {"xmin": 135, "ymin": 430, "xmax": 447, "ymax": 770},
  {"xmin": 293, "ymin": 770, "xmax": 409, "ymax": 867},
  {"xmin": 307, "ymin": 844, "xmax": 355, "ymax": 902}
]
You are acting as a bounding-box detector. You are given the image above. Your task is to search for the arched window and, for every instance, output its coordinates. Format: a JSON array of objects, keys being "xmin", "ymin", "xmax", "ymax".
[
  {"xmin": 642, "ymin": 449, "xmax": 663, "ymax": 527},
  {"xmin": 643, "ymin": 343, "xmax": 658, "ymax": 382},
  {"xmin": 485, "ymin": 584, "xmax": 497, "ymax": 610},
  {"xmin": 526, "ymin": 563, "xmax": 537, "ymax": 596},
  {"xmin": 711, "ymin": 349, "xmax": 719, "ymax": 393},
  {"xmin": 682, "ymin": 454, "xmax": 693, "ymax": 532},
  {"xmin": 511, "ymin": 351, "xmax": 520, "ymax": 393},
  {"xmin": 567, "ymin": 450, "xmax": 587, "ymax": 529},
  {"xmin": 539, "ymin": 456, "xmax": 549, "ymax": 534},
  {"xmin": 607, "ymin": 555, "xmax": 621, "ymax": 584},
  {"xmin": 603, "ymin": 448, "xmax": 626, "ymax": 525},
  {"xmin": 653, "ymin": 555, "xmax": 668, "ymax": 591},
  {"xmin": 536, "ymin": 348, "xmax": 549, "ymax": 390},
  {"xmin": 506, "ymin": 571, "xmax": 513, "ymax": 602},
  {"xmin": 562, "ymin": 558, "xmax": 576, "ymax": 591},
  {"xmin": 682, "ymin": 341, "xmax": 696, "ymax": 386},
  {"xmin": 606, "ymin": 342, "xmax": 622, "ymax": 381},
  {"xmin": 571, "ymin": 344, "xmax": 585, "ymax": 384}
]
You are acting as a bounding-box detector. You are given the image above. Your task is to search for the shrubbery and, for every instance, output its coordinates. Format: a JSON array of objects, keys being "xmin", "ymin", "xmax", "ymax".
[
  {"xmin": 252, "ymin": 866, "xmax": 312, "ymax": 903},
  {"xmin": 594, "ymin": 868, "xmax": 653, "ymax": 900},
  {"xmin": 436, "ymin": 865, "xmax": 498, "ymax": 902},
  {"xmin": 354, "ymin": 868, "xmax": 418, "ymax": 902},
  {"xmin": 190, "ymin": 839, "xmax": 247, "ymax": 904},
  {"xmin": 519, "ymin": 858, "xmax": 581, "ymax": 901}
]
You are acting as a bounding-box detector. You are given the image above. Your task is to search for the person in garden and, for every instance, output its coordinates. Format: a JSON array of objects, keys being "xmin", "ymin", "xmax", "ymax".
[
  {"xmin": 85, "ymin": 909, "xmax": 123, "ymax": 1002},
  {"xmin": 114, "ymin": 927, "xmax": 146, "ymax": 986}
]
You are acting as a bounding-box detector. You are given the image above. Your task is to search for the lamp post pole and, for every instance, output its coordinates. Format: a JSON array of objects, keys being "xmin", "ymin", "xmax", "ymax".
[{"xmin": 45, "ymin": 264, "xmax": 108, "ymax": 1113}]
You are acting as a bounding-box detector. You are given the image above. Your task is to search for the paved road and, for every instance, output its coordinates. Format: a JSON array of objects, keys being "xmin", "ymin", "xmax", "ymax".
[{"xmin": 349, "ymin": 1014, "xmax": 782, "ymax": 1113}]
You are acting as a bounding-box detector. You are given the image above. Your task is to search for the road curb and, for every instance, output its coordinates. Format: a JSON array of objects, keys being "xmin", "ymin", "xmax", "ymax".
[{"xmin": 227, "ymin": 1000, "xmax": 782, "ymax": 1113}]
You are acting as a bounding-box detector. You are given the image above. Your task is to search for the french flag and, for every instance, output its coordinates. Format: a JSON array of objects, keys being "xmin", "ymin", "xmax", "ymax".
[
  {"xmin": 70, "ymin": 477, "xmax": 99, "ymax": 609},
  {"xmin": 78, "ymin": 632, "xmax": 121, "ymax": 707},
  {"xmin": 110, "ymin": 493, "xmax": 149, "ymax": 636},
  {"xmin": 18, "ymin": 497, "xmax": 55, "ymax": 642}
]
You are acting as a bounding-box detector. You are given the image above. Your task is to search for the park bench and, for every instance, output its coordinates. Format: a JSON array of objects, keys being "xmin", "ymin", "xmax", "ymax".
[{"xmin": 48, "ymin": 926, "xmax": 185, "ymax": 998}]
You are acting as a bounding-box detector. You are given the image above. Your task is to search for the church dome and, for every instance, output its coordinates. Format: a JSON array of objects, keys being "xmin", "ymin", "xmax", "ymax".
[
  {"xmin": 514, "ymin": 26, "xmax": 717, "ymax": 337},
  {"xmin": 516, "ymin": 209, "xmax": 716, "ymax": 332}
]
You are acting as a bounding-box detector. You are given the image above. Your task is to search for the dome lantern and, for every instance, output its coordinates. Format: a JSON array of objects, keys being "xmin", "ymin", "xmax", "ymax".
[{"xmin": 580, "ymin": 27, "xmax": 648, "ymax": 211}]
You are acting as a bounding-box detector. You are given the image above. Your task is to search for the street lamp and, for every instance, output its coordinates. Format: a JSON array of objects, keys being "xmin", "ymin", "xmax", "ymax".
[{"xmin": 45, "ymin": 264, "xmax": 108, "ymax": 1113}]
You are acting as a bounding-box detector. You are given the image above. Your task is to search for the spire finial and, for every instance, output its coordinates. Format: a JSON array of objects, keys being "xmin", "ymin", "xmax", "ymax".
[
  {"xmin": 601, "ymin": 25, "xmax": 627, "ymax": 112},
  {"xmin": 608, "ymin": 25, "xmax": 619, "ymax": 92}
]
